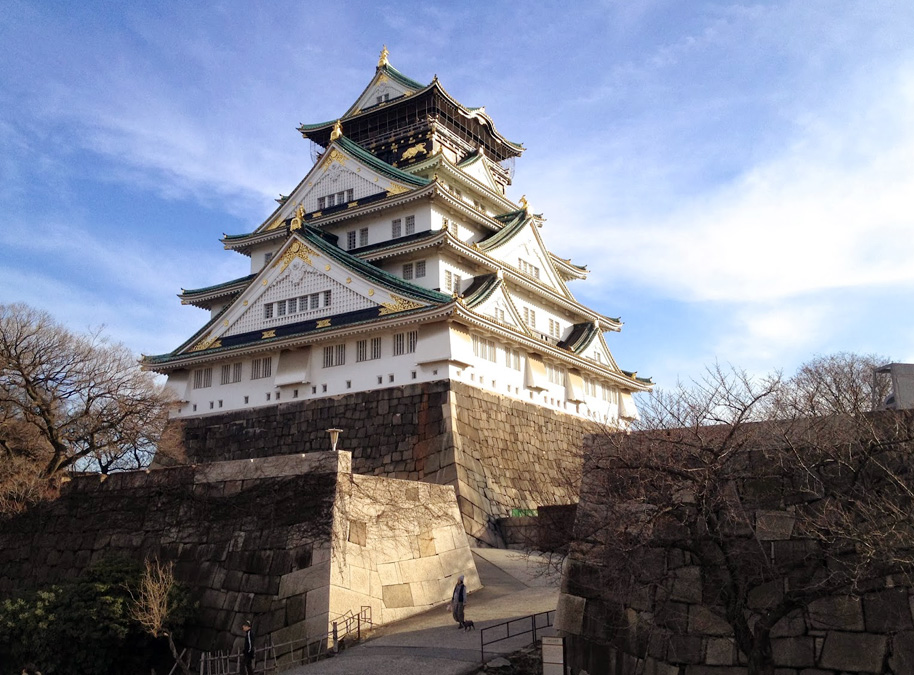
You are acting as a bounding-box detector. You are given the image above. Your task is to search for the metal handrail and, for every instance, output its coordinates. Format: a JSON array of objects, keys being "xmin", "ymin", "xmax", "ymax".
[
  {"xmin": 479, "ymin": 609, "xmax": 555, "ymax": 664},
  {"xmin": 200, "ymin": 606, "xmax": 373, "ymax": 674}
]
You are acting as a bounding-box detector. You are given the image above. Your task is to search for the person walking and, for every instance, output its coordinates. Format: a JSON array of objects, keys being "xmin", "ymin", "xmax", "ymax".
[
  {"xmin": 451, "ymin": 574, "xmax": 467, "ymax": 629},
  {"xmin": 241, "ymin": 620, "xmax": 255, "ymax": 675}
]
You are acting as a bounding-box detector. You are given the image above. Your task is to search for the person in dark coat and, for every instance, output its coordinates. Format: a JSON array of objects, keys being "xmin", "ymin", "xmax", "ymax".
[
  {"xmin": 242, "ymin": 620, "xmax": 255, "ymax": 675},
  {"xmin": 451, "ymin": 575, "xmax": 467, "ymax": 628}
]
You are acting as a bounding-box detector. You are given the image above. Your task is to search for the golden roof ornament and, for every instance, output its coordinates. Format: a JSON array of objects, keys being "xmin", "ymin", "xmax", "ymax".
[
  {"xmin": 519, "ymin": 195, "xmax": 530, "ymax": 213},
  {"xmin": 330, "ymin": 120, "xmax": 343, "ymax": 141},
  {"xmin": 378, "ymin": 45, "xmax": 389, "ymax": 68}
]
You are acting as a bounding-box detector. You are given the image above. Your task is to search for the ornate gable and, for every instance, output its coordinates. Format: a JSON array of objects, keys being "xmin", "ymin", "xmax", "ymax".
[
  {"xmin": 457, "ymin": 152, "xmax": 500, "ymax": 194},
  {"xmin": 256, "ymin": 139, "xmax": 425, "ymax": 233},
  {"xmin": 177, "ymin": 235, "xmax": 438, "ymax": 356},
  {"xmin": 481, "ymin": 217, "xmax": 568, "ymax": 296}
]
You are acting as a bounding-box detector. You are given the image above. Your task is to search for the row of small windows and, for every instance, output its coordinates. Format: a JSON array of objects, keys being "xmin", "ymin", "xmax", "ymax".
[
  {"xmin": 264, "ymin": 291, "xmax": 332, "ymax": 319},
  {"xmin": 193, "ymin": 357, "xmax": 272, "ymax": 389},
  {"xmin": 518, "ymin": 259, "xmax": 541, "ymax": 279},
  {"xmin": 324, "ymin": 331, "xmax": 418, "ymax": 369},
  {"xmin": 318, "ymin": 189, "xmax": 354, "ymax": 210}
]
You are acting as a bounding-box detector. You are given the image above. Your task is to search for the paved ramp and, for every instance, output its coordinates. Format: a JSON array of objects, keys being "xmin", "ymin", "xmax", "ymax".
[{"xmin": 282, "ymin": 549, "xmax": 560, "ymax": 675}]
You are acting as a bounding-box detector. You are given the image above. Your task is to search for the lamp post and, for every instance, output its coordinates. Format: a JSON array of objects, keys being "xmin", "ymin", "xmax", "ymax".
[{"xmin": 326, "ymin": 428, "xmax": 343, "ymax": 452}]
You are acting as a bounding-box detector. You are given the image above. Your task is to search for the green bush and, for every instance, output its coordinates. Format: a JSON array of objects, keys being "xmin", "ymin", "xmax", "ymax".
[{"xmin": 0, "ymin": 557, "xmax": 190, "ymax": 675}]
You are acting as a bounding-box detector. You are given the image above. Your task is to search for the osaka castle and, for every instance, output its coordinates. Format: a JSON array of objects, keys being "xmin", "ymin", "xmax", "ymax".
[{"xmin": 144, "ymin": 48, "xmax": 651, "ymax": 422}]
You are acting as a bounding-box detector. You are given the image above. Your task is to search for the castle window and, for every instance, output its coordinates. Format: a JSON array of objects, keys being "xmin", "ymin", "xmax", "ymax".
[
  {"xmin": 405, "ymin": 215, "xmax": 415, "ymax": 235},
  {"xmin": 445, "ymin": 270, "xmax": 462, "ymax": 293},
  {"xmin": 309, "ymin": 293, "xmax": 319, "ymax": 310},
  {"xmin": 519, "ymin": 259, "xmax": 541, "ymax": 279},
  {"xmin": 264, "ymin": 252, "xmax": 273, "ymax": 266},
  {"xmin": 391, "ymin": 218, "xmax": 402, "ymax": 238},
  {"xmin": 472, "ymin": 335, "xmax": 497, "ymax": 362},
  {"xmin": 359, "ymin": 227, "xmax": 368, "ymax": 246},
  {"xmin": 220, "ymin": 362, "xmax": 242, "ymax": 385},
  {"xmin": 347, "ymin": 230, "xmax": 357, "ymax": 249},
  {"xmin": 327, "ymin": 193, "xmax": 336, "ymax": 208},
  {"xmin": 523, "ymin": 307, "xmax": 536, "ymax": 328},
  {"xmin": 549, "ymin": 319, "xmax": 561, "ymax": 339},
  {"xmin": 546, "ymin": 362, "xmax": 564, "ymax": 385},
  {"xmin": 287, "ymin": 297, "xmax": 297, "ymax": 313},
  {"xmin": 323, "ymin": 343, "xmax": 346, "ymax": 368},
  {"xmin": 415, "ymin": 260, "xmax": 426, "ymax": 278},
  {"xmin": 394, "ymin": 330, "xmax": 418, "ymax": 356},
  {"xmin": 244, "ymin": 396, "xmax": 249, "ymax": 404},
  {"xmin": 264, "ymin": 303, "xmax": 274, "ymax": 319},
  {"xmin": 347, "ymin": 189, "xmax": 354, "ymax": 202},
  {"xmin": 193, "ymin": 367, "xmax": 212, "ymax": 389},
  {"xmin": 277, "ymin": 300, "xmax": 287, "ymax": 316},
  {"xmin": 376, "ymin": 93, "xmax": 390, "ymax": 104},
  {"xmin": 251, "ymin": 357, "xmax": 272, "ymax": 380},
  {"xmin": 494, "ymin": 307, "xmax": 506, "ymax": 323},
  {"xmin": 318, "ymin": 197, "xmax": 326, "ymax": 210},
  {"xmin": 505, "ymin": 348, "xmax": 521, "ymax": 371},
  {"xmin": 403, "ymin": 263, "xmax": 413, "ymax": 280},
  {"xmin": 357, "ymin": 337, "xmax": 381, "ymax": 362}
]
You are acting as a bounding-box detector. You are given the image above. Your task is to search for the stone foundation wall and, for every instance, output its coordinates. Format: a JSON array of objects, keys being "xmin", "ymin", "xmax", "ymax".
[
  {"xmin": 170, "ymin": 380, "xmax": 598, "ymax": 545},
  {"xmin": 0, "ymin": 454, "xmax": 342, "ymax": 654},
  {"xmin": 0, "ymin": 452, "xmax": 480, "ymax": 658}
]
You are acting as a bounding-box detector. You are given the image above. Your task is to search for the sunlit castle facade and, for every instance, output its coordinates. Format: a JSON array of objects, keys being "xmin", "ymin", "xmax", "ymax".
[{"xmin": 144, "ymin": 48, "xmax": 652, "ymax": 422}]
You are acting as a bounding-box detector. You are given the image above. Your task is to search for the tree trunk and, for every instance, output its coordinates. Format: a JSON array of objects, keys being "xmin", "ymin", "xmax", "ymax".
[
  {"xmin": 166, "ymin": 632, "xmax": 192, "ymax": 675},
  {"xmin": 746, "ymin": 638, "xmax": 775, "ymax": 675}
]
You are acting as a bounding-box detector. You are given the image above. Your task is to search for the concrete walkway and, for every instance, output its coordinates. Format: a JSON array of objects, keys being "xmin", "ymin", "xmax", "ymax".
[{"xmin": 283, "ymin": 549, "xmax": 560, "ymax": 675}]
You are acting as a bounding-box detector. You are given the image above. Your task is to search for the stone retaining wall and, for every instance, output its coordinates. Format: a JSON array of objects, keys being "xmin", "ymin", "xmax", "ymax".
[
  {"xmin": 0, "ymin": 452, "xmax": 479, "ymax": 658},
  {"xmin": 170, "ymin": 381, "xmax": 598, "ymax": 545}
]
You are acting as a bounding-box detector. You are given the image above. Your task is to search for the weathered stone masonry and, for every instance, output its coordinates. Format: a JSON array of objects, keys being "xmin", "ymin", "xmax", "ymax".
[
  {"xmin": 172, "ymin": 380, "xmax": 599, "ymax": 545},
  {"xmin": 0, "ymin": 452, "xmax": 479, "ymax": 657}
]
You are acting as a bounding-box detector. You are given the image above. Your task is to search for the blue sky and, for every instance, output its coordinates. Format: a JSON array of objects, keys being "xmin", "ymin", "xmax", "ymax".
[{"xmin": 2, "ymin": 1, "xmax": 913, "ymax": 389}]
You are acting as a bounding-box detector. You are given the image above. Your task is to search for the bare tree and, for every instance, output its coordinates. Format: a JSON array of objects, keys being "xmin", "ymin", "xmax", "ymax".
[
  {"xmin": 567, "ymin": 359, "xmax": 914, "ymax": 675},
  {"xmin": 774, "ymin": 351, "xmax": 892, "ymax": 417},
  {"xmin": 130, "ymin": 559, "xmax": 193, "ymax": 675},
  {"xmin": 0, "ymin": 303, "xmax": 175, "ymax": 483}
]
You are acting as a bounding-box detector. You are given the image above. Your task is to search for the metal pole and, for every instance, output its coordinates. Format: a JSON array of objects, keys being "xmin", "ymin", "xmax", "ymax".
[{"xmin": 332, "ymin": 621, "xmax": 339, "ymax": 652}]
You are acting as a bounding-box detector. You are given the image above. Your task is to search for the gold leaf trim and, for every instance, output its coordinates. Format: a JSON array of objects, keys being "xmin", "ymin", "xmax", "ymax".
[
  {"xmin": 262, "ymin": 330, "xmax": 276, "ymax": 339},
  {"xmin": 316, "ymin": 319, "xmax": 331, "ymax": 328},
  {"xmin": 327, "ymin": 148, "xmax": 347, "ymax": 165},
  {"xmin": 387, "ymin": 184, "xmax": 410, "ymax": 195},
  {"xmin": 190, "ymin": 334, "xmax": 221, "ymax": 352},
  {"xmin": 274, "ymin": 240, "xmax": 316, "ymax": 273},
  {"xmin": 378, "ymin": 295, "xmax": 426, "ymax": 316}
]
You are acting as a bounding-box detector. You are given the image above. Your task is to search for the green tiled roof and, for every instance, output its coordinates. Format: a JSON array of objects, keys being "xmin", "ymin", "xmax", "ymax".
[
  {"xmin": 558, "ymin": 322, "xmax": 600, "ymax": 354},
  {"xmin": 461, "ymin": 274, "xmax": 500, "ymax": 308},
  {"xmin": 336, "ymin": 136, "xmax": 430, "ymax": 187},
  {"xmin": 296, "ymin": 224, "xmax": 449, "ymax": 304},
  {"xmin": 479, "ymin": 210, "xmax": 530, "ymax": 251},
  {"xmin": 181, "ymin": 274, "xmax": 256, "ymax": 297},
  {"xmin": 381, "ymin": 63, "xmax": 426, "ymax": 90}
]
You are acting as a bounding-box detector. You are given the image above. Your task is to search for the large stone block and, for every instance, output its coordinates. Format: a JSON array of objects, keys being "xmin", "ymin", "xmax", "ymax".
[
  {"xmin": 279, "ymin": 561, "xmax": 331, "ymax": 598},
  {"xmin": 382, "ymin": 583, "xmax": 415, "ymax": 608},
  {"xmin": 819, "ymin": 631, "xmax": 887, "ymax": 671},
  {"xmin": 754, "ymin": 511, "xmax": 795, "ymax": 540},
  {"xmin": 555, "ymin": 593, "xmax": 586, "ymax": 635},
  {"xmin": 863, "ymin": 588, "xmax": 914, "ymax": 632},
  {"xmin": 890, "ymin": 630, "xmax": 914, "ymax": 674},
  {"xmin": 688, "ymin": 606, "xmax": 732, "ymax": 636},
  {"xmin": 806, "ymin": 595, "xmax": 864, "ymax": 631},
  {"xmin": 771, "ymin": 637, "xmax": 814, "ymax": 667}
]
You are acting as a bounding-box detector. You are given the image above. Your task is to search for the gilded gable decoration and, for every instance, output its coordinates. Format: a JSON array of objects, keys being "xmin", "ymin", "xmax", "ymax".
[
  {"xmin": 378, "ymin": 295, "xmax": 425, "ymax": 316},
  {"xmin": 274, "ymin": 240, "xmax": 315, "ymax": 272}
]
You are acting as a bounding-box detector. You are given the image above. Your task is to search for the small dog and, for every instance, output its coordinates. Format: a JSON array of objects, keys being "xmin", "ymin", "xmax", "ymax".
[{"xmin": 463, "ymin": 620, "xmax": 475, "ymax": 631}]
